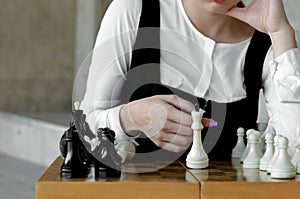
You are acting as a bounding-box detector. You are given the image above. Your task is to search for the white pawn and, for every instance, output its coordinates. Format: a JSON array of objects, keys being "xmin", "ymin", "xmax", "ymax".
[
  {"xmin": 291, "ymin": 125, "xmax": 300, "ymax": 166},
  {"xmin": 186, "ymin": 109, "xmax": 209, "ymax": 169},
  {"xmin": 232, "ymin": 127, "xmax": 246, "ymax": 158},
  {"xmin": 240, "ymin": 129, "xmax": 255, "ymax": 163},
  {"xmin": 116, "ymin": 141, "xmax": 136, "ymax": 164},
  {"xmin": 297, "ymin": 143, "xmax": 300, "ymax": 174},
  {"xmin": 271, "ymin": 136, "xmax": 296, "ymax": 179},
  {"xmin": 252, "ymin": 130, "xmax": 264, "ymax": 158},
  {"xmin": 267, "ymin": 134, "xmax": 282, "ymax": 174},
  {"xmin": 259, "ymin": 132, "xmax": 275, "ymax": 171},
  {"xmin": 243, "ymin": 133, "xmax": 261, "ymax": 169}
]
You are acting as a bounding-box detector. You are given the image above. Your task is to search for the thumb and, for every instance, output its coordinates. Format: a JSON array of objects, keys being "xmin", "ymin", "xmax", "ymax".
[{"xmin": 225, "ymin": 6, "xmax": 246, "ymax": 22}]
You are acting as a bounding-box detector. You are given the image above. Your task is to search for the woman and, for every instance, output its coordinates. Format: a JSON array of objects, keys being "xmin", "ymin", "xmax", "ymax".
[{"xmin": 80, "ymin": 0, "xmax": 300, "ymax": 160}]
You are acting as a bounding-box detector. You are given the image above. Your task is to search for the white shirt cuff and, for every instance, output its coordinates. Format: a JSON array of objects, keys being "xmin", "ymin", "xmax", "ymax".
[{"xmin": 107, "ymin": 105, "xmax": 140, "ymax": 145}]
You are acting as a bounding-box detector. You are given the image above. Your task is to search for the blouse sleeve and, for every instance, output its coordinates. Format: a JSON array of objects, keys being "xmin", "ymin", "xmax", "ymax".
[
  {"xmin": 262, "ymin": 30, "xmax": 300, "ymax": 155},
  {"xmin": 80, "ymin": 0, "xmax": 142, "ymax": 144},
  {"xmin": 267, "ymin": 30, "xmax": 300, "ymax": 103}
]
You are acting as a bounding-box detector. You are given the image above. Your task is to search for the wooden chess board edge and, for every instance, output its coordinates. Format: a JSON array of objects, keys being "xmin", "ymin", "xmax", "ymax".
[
  {"xmin": 201, "ymin": 181, "xmax": 300, "ymax": 199},
  {"xmin": 36, "ymin": 157, "xmax": 200, "ymax": 199},
  {"xmin": 37, "ymin": 156, "xmax": 63, "ymax": 181},
  {"xmin": 36, "ymin": 181, "xmax": 199, "ymax": 199}
]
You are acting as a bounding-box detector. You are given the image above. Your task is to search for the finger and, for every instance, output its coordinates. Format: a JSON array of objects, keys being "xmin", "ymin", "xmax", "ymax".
[
  {"xmin": 158, "ymin": 95, "xmax": 195, "ymax": 113},
  {"xmin": 163, "ymin": 121, "xmax": 193, "ymax": 136},
  {"xmin": 158, "ymin": 141, "xmax": 191, "ymax": 153},
  {"xmin": 156, "ymin": 131, "xmax": 192, "ymax": 147},
  {"xmin": 202, "ymin": 118, "xmax": 218, "ymax": 127},
  {"xmin": 166, "ymin": 105, "xmax": 193, "ymax": 126},
  {"xmin": 225, "ymin": 6, "xmax": 246, "ymax": 22}
]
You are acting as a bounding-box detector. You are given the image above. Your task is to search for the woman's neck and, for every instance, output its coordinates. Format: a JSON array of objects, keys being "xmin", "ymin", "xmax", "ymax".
[{"xmin": 182, "ymin": 0, "xmax": 254, "ymax": 43}]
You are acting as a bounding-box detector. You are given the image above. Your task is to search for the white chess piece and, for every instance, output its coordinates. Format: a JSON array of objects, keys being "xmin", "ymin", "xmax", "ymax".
[
  {"xmin": 267, "ymin": 134, "xmax": 282, "ymax": 174},
  {"xmin": 259, "ymin": 132, "xmax": 275, "ymax": 171},
  {"xmin": 74, "ymin": 101, "xmax": 81, "ymax": 110},
  {"xmin": 243, "ymin": 133, "xmax": 260, "ymax": 169},
  {"xmin": 257, "ymin": 123, "xmax": 268, "ymax": 134},
  {"xmin": 252, "ymin": 130, "xmax": 264, "ymax": 158},
  {"xmin": 186, "ymin": 109, "xmax": 209, "ymax": 169},
  {"xmin": 297, "ymin": 159, "xmax": 300, "ymax": 174},
  {"xmin": 116, "ymin": 141, "xmax": 136, "ymax": 164},
  {"xmin": 257, "ymin": 123, "xmax": 270, "ymax": 154},
  {"xmin": 232, "ymin": 127, "xmax": 246, "ymax": 158},
  {"xmin": 257, "ymin": 123, "xmax": 267, "ymax": 152},
  {"xmin": 291, "ymin": 125, "xmax": 300, "ymax": 166},
  {"xmin": 271, "ymin": 136, "xmax": 296, "ymax": 179},
  {"xmin": 240, "ymin": 129, "xmax": 255, "ymax": 163}
]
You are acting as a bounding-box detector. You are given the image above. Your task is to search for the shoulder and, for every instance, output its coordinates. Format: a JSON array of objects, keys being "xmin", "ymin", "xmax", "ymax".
[
  {"xmin": 94, "ymin": 0, "xmax": 143, "ymax": 47},
  {"xmin": 106, "ymin": 0, "xmax": 142, "ymax": 16},
  {"xmin": 100, "ymin": 0, "xmax": 143, "ymax": 31}
]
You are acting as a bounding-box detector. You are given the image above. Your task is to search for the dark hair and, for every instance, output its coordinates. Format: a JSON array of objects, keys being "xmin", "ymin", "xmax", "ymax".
[{"xmin": 237, "ymin": 1, "xmax": 245, "ymax": 8}]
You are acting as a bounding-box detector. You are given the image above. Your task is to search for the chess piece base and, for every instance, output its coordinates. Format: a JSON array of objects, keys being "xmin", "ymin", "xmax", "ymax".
[
  {"xmin": 259, "ymin": 162, "xmax": 269, "ymax": 171},
  {"xmin": 297, "ymin": 163, "xmax": 300, "ymax": 174},
  {"xmin": 231, "ymin": 151, "xmax": 243, "ymax": 158},
  {"xmin": 186, "ymin": 157, "xmax": 209, "ymax": 169},
  {"xmin": 243, "ymin": 160, "xmax": 260, "ymax": 169},
  {"xmin": 271, "ymin": 168, "xmax": 296, "ymax": 179},
  {"xmin": 60, "ymin": 166, "xmax": 88, "ymax": 179}
]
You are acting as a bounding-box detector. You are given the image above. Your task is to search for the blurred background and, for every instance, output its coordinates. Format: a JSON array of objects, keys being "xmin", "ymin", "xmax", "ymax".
[{"xmin": 0, "ymin": 0, "xmax": 299, "ymax": 199}]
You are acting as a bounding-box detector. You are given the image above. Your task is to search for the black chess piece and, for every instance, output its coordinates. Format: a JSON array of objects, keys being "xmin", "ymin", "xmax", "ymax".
[
  {"xmin": 60, "ymin": 121, "xmax": 91, "ymax": 179},
  {"xmin": 94, "ymin": 128, "xmax": 122, "ymax": 178},
  {"xmin": 60, "ymin": 109, "xmax": 92, "ymax": 179},
  {"xmin": 60, "ymin": 103, "xmax": 121, "ymax": 179}
]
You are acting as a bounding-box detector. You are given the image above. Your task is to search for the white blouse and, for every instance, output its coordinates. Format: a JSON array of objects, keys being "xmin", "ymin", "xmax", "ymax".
[{"xmin": 80, "ymin": 0, "xmax": 300, "ymax": 154}]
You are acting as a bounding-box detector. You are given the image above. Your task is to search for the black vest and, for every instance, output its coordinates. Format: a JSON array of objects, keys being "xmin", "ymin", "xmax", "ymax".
[{"xmin": 121, "ymin": 0, "xmax": 271, "ymax": 161}]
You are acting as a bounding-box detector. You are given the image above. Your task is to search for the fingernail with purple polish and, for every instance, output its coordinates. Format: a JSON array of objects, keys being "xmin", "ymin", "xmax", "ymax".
[{"xmin": 209, "ymin": 121, "xmax": 218, "ymax": 127}]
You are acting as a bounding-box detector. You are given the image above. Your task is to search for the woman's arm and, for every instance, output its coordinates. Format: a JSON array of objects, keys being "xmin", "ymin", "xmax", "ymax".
[
  {"xmin": 80, "ymin": 0, "xmax": 211, "ymax": 153},
  {"xmin": 226, "ymin": 0, "xmax": 297, "ymax": 57},
  {"xmin": 227, "ymin": 0, "xmax": 300, "ymax": 154},
  {"xmin": 80, "ymin": 0, "xmax": 142, "ymax": 142}
]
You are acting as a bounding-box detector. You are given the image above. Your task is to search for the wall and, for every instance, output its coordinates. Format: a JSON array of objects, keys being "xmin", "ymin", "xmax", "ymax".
[
  {"xmin": 284, "ymin": 0, "xmax": 300, "ymax": 30},
  {"xmin": 75, "ymin": 0, "xmax": 112, "ymax": 72},
  {"xmin": 0, "ymin": 0, "xmax": 298, "ymax": 113},
  {"xmin": 0, "ymin": 112, "xmax": 65, "ymax": 167},
  {"xmin": 0, "ymin": 0, "xmax": 76, "ymax": 112}
]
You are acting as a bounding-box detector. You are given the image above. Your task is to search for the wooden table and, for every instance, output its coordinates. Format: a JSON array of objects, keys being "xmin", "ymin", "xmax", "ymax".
[{"xmin": 36, "ymin": 156, "xmax": 300, "ymax": 199}]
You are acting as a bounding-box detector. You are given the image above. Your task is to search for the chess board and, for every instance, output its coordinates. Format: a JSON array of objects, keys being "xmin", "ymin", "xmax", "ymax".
[
  {"xmin": 36, "ymin": 156, "xmax": 199, "ymax": 199},
  {"xmin": 36, "ymin": 157, "xmax": 300, "ymax": 199},
  {"xmin": 187, "ymin": 159, "xmax": 300, "ymax": 199}
]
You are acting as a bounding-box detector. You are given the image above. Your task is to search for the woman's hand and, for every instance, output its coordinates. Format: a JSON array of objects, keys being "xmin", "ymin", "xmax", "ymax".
[
  {"xmin": 226, "ymin": 0, "xmax": 288, "ymax": 34},
  {"xmin": 120, "ymin": 95, "xmax": 217, "ymax": 153},
  {"xmin": 226, "ymin": 0, "xmax": 296, "ymax": 57}
]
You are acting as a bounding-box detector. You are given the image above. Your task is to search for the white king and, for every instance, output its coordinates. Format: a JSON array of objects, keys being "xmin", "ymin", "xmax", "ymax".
[{"xmin": 186, "ymin": 109, "xmax": 209, "ymax": 169}]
